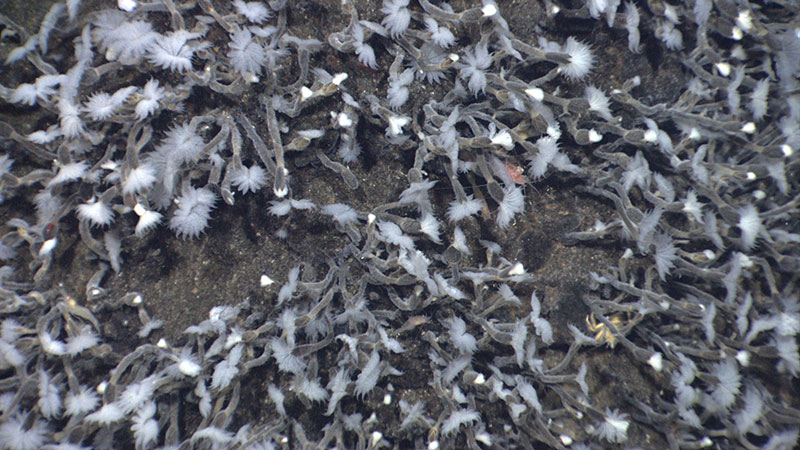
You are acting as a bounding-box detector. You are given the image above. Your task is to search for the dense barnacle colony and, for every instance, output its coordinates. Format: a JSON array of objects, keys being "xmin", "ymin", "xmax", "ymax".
[{"xmin": 0, "ymin": 0, "xmax": 798, "ymax": 449}]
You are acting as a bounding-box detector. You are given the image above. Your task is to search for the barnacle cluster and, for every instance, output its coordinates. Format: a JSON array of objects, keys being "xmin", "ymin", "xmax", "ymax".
[{"xmin": 0, "ymin": 0, "xmax": 798, "ymax": 448}]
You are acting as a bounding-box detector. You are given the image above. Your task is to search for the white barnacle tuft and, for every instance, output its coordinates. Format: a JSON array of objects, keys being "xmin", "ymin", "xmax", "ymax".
[
  {"xmin": 352, "ymin": 24, "xmax": 377, "ymax": 69},
  {"xmin": 621, "ymin": 151, "xmax": 650, "ymax": 193},
  {"xmin": 94, "ymin": 15, "xmax": 158, "ymax": 64},
  {"xmin": 277, "ymin": 267, "xmax": 300, "ymax": 306},
  {"xmin": 0, "ymin": 412, "xmax": 48, "ymax": 450},
  {"xmin": 461, "ymin": 42, "xmax": 491, "ymax": 95},
  {"xmin": 48, "ymin": 161, "xmax": 88, "ymax": 188},
  {"xmin": 321, "ymin": 203, "xmax": 359, "ymax": 227},
  {"xmin": 530, "ymin": 292, "xmax": 553, "ymax": 344},
  {"xmin": 294, "ymin": 376, "xmax": 329, "ymax": 403},
  {"xmin": 704, "ymin": 358, "xmax": 741, "ymax": 413},
  {"xmin": 381, "ymin": 0, "xmax": 411, "ymax": 38},
  {"xmin": 38, "ymin": 370, "xmax": 62, "ymax": 419},
  {"xmin": 624, "ymin": 2, "xmax": 641, "ymax": 52},
  {"xmin": 489, "ymin": 127, "xmax": 514, "ymax": 150},
  {"xmin": 452, "ymin": 226, "xmax": 471, "ymax": 255},
  {"xmin": 653, "ymin": 232, "xmax": 677, "ymax": 281},
  {"xmin": 211, "ymin": 344, "xmax": 242, "ymax": 390},
  {"xmin": 76, "ymin": 198, "xmax": 114, "ymax": 228},
  {"xmin": 510, "ymin": 319, "xmax": 527, "ymax": 366},
  {"xmin": 442, "ymin": 408, "xmax": 480, "ymax": 436},
  {"xmin": 419, "ymin": 213, "xmax": 442, "ymax": 244},
  {"xmin": 737, "ymin": 204, "xmax": 762, "ymax": 251},
  {"xmin": 268, "ymin": 198, "xmax": 315, "ymax": 217},
  {"xmin": 447, "ymin": 195, "xmax": 483, "ymax": 222},
  {"xmin": 576, "ymin": 362, "xmax": 589, "ymax": 397},
  {"xmin": 118, "ymin": 378, "xmax": 155, "ymax": 413},
  {"xmin": 9, "ymin": 83, "xmax": 38, "ymax": 106},
  {"xmin": 387, "ymin": 114, "xmax": 411, "ymax": 137},
  {"xmin": 148, "ymin": 30, "xmax": 201, "ymax": 73},
  {"xmin": 749, "ymin": 78, "xmax": 769, "ymax": 120},
  {"xmin": 65, "ymin": 385, "xmax": 99, "ymax": 416},
  {"xmin": 399, "ymin": 399, "xmax": 427, "ymax": 430},
  {"xmin": 134, "ymin": 204, "xmax": 162, "ymax": 236},
  {"xmin": 65, "ymin": 326, "xmax": 99, "ymax": 355},
  {"xmin": 157, "ymin": 122, "xmax": 205, "ymax": 165},
  {"xmin": 594, "ymin": 408, "xmax": 630, "ymax": 443},
  {"xmin": 136, "ymin": 316, "xmax": 162, "ymax": 338},
  {"xmin": 354, "ymin": 350, "xmax": 382, "ymax": 399},
  {"xmin": 83, "ymin": 87, "xmax": 135, "ymax": 121},
  {"xmin": 447, "ymin": 316, "xmax": 477, "ymax": 354},
  {"xmin": 326, "ymin": 369, "xmax": 350, "ymax": 416},
  {"xmin": 496, "ymin": 185, "xmax": 524, "ymax": 229},
  {"xmin": 39, "ymin": 331, "xmax": 66, "ymax": 355},
  {"xmin": 191, "ymin": 427, "xmax": 233, "ymax": 447},
  {"xmin": 585, "ymin": 85, "xmax": 614, "ymax": 121},
  {"xmin": 377, "ymin": 221, "xmax": 415, "ymax": 251},
  {"xmin": 528, "ymin": 136, "xmax": 560, "ymax": 179},
  {"xmin": 387, "ymin": 68, "xmax": 415, "ymax": 110},
  {"xmin": 169, "ymin": 187, "xmax": 216, "ymax": 239},
  {"xmin": 58, "ymin": 99, "xmax": 85, "ymax": 139},
  {"xmin": 682, "ymin": 190, "xmax": 704, "ymax": 224},
  {"xmin": 425, "ymin": 18, "xmax": 455, "ymax": 49},
  {"xmin": 233, "ymin": 0, "xmax": 272, "ymax": 24},
  {"xmin": 26, "ymin": 126, "xmax": 62, "ymax": 145},
  {"xmin": 733, "ymin": 385, "xmax": 763, "ymax": 434},
  {"xmin": 268, "ymin": 383, "xmax": 287, "ymax": 416},
  {"xmin": 123, "ymin": 164, "xmax": 157, "ymax": 195},
  {"xmin": 442, "ymin": 356, "xmax": 470, "ymax": 384},
  {"xmin": 270, "ymin": 337, "xmax": 306, "ymax": 374},
  {"xmin": 515, "ymin": 376, "xmax": 543, "ymax": 414},
  {"xmin": 561, "ymin": 37, "xmax": 594, "ymax": 80},
  {"xmin": 231, "ymin": 165, "xmax": 267, "ymax": 194},
  {"xmin": 228, "ymin": 28, "xmax": 266, "ymax": 77},
  {"xmin": 268, "ymin": 200, "xmax": 292, "ymax": 217},
  {"xmin": 85, "ymin": 402, "xmax": 124, "ymax": 425},
  {"xmin": 656, "ymin": 20, "xmax": 683, "ymax": 50},
  {"xmin": 135, "ymin": 79, "xmax": 165, "ymax": 120},
  {"xmin": 132, "ymin": 402, "xmax": 159, "ymax": 449},
  {"xmin": 399, "ymin": 180, "xmax": 437, "ymax": 209},
  {"xmin": 586, "ymin": 0, "xmax": 609, "ymax": 18}
]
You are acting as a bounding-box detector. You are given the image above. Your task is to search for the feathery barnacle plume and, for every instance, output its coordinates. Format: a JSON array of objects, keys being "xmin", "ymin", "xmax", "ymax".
[{"xmin": 0, "ymin": 0, "xmax": 798, "ymax": 448}]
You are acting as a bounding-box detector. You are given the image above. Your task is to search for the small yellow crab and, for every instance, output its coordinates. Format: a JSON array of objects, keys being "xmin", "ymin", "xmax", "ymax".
[{"xmin": 585, "ymin": 312, "xmax": 631, "ymax": 348}]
